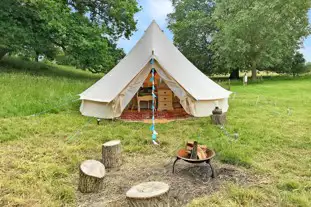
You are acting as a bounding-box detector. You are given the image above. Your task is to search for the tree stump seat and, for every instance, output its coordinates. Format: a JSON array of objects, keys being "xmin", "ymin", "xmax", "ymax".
[
  {"xmin": 102, "ymin": 140, "xmax": 122, "ymax": 168},
  {"xmin": 126, "ymin": 181, "xmax": 170, "ymax": 207},
  {"xmin": 78, "ymin": 160, "xmax": 106, "ymax": 193},
  {"xmin": 211, "ymin": 113, "xmax": 226, "ymax": 125}
]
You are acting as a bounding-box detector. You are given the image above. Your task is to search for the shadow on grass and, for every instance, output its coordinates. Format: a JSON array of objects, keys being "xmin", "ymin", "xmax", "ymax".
[{"xmin": 0, "ymin": 57, "xmax": 102, "ymax": 81}]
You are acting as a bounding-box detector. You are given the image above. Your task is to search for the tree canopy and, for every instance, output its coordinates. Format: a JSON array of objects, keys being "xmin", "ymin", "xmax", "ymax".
[
  {"xmin": 168, "ymin": 0, "xmax": 311, "ymax": 79},
  {"xmin": 0, "ymin": 0, "xmax": 140, "ymax": 73},
  {"xmin": 168, "ymin": 0, "xmax": 216, "ymax": 75},
  {"xmin": 272, "ymin": 52, "xmax": 308, "ymax": 76},
  {"xmin": 213, "ymin": 0, "xmax": 310, "ymax": 80}
]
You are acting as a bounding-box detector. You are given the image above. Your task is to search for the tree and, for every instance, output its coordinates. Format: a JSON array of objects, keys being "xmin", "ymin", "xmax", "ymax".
[
  {"xmin": 291, "ymin": 53, "xmax": 307, "ymax": 76},
  {"xmin": 0, "ymin": 0, "xmax": 140, "ymax": 73},
  {"xmin": 168, "ymin": 0, "xmax": 217, "ymax": 75},
  {"xmin": 269, "ymin": 52, "xmax": 308, "ymax": 76},
  {"xmin": 306, "ymin": 62, "xmax": 311, "ymax": 73},
  {"xmin": 212, "ymin": 0, "xmax": 310, "ymax": 80}
]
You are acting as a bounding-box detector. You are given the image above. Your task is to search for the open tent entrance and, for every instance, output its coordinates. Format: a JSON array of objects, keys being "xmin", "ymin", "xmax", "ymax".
[{"xmin": 120, "ymin": 59, "xmax": 193, "ymax": 121}]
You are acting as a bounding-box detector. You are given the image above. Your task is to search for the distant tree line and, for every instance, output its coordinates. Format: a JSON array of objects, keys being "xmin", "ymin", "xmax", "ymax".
[
  {"xmin": 168, "ymin": 0, "xmax": 311, "ymax": 79},
  {"xmin": 1, "ymin": 0, "xmax": 309, "ymax": 77},
  {"xmin": 0, "ymin": 0, "xmax": 140, "ymax": 73}
]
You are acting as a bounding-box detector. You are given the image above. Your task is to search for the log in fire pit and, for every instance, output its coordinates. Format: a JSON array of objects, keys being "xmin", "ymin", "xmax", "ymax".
[{"xmin": 172, "ymin": 141, "xmax": 216, "ymax": 178}]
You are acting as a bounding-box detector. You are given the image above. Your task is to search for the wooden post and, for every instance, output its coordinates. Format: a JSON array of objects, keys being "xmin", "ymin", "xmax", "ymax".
[
  {"xmin": 102, "ymin": 140, "xmax": 122, "ymax": 168},
  {"xmin": 126, "ymin": 182, "xmax": 170, "ymax": 207},
  {"xmin": 78, "ymin": 160, "xmax": 106, "ymax": 193},
  {"xmin": 190, "ymin": 141, "xmax": 198, "ymax": 159},
  {"xmin": 228, "ymin": 79, "xmax": 231, "ymax": 90}
]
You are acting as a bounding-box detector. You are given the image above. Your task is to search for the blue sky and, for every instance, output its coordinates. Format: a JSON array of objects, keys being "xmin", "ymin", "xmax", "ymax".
[
  {"xmin": 118, "ymin": 1, "xmax": 311, "ymax": 62},
  {"xmin": 300, "ymin": 10, "xmax": 311, "ymax": 62}
]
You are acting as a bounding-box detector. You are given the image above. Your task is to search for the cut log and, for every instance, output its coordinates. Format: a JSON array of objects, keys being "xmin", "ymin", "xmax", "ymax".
[
  {"xmin": 187, "ymin": 141, "xmax": 207, "ymax": 151},
  {"xmin": 78, "ymin": 160, "xmax": 106, "ymax": 193},
  {"xmin": 211, "ymin": 113, "xmax": 226, "ymax": 125},
  {"xmin": 190, "ymin": 141, "xmax": 198, "ymax": 159},
  {"xmin": 102, "ymin": 140, "xmax": 122, "ymax": 168},
  {"xmin": 126, "ymin": 182, "xmax": 170, "ymax": 207}
]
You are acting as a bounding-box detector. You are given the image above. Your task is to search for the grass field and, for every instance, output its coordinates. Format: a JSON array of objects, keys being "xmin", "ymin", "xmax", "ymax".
[{"xmin": 0, "ymin": 58, "xmax": 311, "ymax": 206}]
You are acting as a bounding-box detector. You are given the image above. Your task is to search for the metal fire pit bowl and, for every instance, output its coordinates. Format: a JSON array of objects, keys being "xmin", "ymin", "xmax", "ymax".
[{"xmin": 172, "ymin": 148, "xmax": 216, "ymax": 178}]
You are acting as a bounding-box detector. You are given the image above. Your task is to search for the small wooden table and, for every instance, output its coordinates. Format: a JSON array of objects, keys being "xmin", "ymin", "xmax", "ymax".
[
  {"xmin": 137, "ymin": 95, "xmax": 153, "ymax": 112},
  {"xmin": 132, "ymin": 92, "xmax": 157, "ymax": 112}
]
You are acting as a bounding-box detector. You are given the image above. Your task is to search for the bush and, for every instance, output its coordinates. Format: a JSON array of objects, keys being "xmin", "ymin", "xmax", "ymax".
[
  {"xmin": 0, "ymin": 56, "xmax": 51, "ymax": 71},
  {"xmin": 55, "ymin": 55, "xmax": 74, "ymax": 66}
]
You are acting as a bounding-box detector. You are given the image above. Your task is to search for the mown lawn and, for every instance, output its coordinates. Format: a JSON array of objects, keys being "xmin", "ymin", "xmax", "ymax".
[{"xmin": 0, "ymin": 59, "xmax": 310, "ymax": 206}]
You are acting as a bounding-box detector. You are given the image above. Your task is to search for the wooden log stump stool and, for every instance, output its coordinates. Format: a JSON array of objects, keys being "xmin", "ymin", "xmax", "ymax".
[
  {"xmin": 102, "ymin": 140, "xmax": 122, "ymax": 168},
  {"xmin": 211, "ymin": 107, "xmax": 226, "ymax": 125},
  {"xmin": 78, "ymin": 160, "xmax": 106, "ymax": 193},
  {"xmin": 126, "ymin": 181, "xmax": 170, "ymax": 207},
  {"xmin": 211, "ymin": 113, "xmax": 226, "ymax": 125}
]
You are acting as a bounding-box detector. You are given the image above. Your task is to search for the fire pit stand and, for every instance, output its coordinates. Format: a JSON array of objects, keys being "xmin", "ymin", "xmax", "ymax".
[{"xmin": 172, "ymin": 149, "xmax": 216, "ymax": 178}]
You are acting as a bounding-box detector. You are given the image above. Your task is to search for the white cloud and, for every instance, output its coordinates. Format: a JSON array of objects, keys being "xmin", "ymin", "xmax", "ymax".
[{"xmin": 145, "ymin": 0, "xmax": 173, "ymax": 27}]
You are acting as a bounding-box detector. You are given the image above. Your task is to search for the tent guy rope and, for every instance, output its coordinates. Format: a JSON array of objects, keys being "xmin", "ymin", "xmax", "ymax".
[
  {"xmin": 230, "ymin": 92, "xmax": 293, "ymax": 116},
  {"xmin": 66, "ymin": 118, "xmax": 93, "ymax": 143},
  {"xmin": 218, "ymin": 125, "xmax": 239, "ymax": 141}
]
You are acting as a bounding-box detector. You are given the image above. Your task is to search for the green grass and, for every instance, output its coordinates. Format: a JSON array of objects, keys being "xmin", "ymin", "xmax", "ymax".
[
  {"xmin": 0, "ymin": 57, "xmax": 102, "ymax": 117},
  {"xmin": 0, "ymin": 58, "xmax": 311, "ymax": 206}
]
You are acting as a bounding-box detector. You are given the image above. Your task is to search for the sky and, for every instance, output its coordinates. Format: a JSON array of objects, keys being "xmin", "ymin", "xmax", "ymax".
[
  {"xmin": 300, "ymin": 10, "xmax": 311, "ymax": 62},
  {"xmin": 118, "ymin": 1, "xmax": 311, "ymax": 62}
]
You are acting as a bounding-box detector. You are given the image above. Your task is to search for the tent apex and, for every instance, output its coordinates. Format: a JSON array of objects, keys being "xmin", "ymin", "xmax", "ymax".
[
  {"xmin": 149, "ymin": 20, "xmax": 164, "ymax": 33},
  {"xmin": 150, "ymin": 20, "xmax": 160, "ymax": 27}
]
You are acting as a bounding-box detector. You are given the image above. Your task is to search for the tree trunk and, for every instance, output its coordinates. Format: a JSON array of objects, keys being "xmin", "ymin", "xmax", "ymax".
[
  {"xmin": 35, "ymin": 51, "xmax": 39, "ymax": 62},
  {"xmin": 102, "ymin": 140, "xmax": 122, "ymax": 168},
  {"xmin": 78, "ymin": 160, "xmax": 106, "ymax": 193},
  {"xmin": 190, "ymin": 141, "xmax": 198, "ymax": 159},
  {"xmin": 229, "ymin": 69, "xmax": 239, "ymax": 79},
  {"xmin": 126, "ymin": 182, "xmax": 170, "ymax": 207},
  {"xmin": 251, "ymin": 61, "xmax": 257, "ymax": 81}
]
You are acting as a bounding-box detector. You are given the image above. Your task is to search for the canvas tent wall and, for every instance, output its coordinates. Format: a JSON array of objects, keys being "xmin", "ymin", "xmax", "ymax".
[{"xmin": 80, "ymin": 21, "xmax": 231, "ymax": 119}]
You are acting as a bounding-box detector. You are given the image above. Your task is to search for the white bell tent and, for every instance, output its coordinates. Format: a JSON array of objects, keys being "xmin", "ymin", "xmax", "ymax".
[{"xmin": 79, "ymin": 21, "xmax": 232, "ymax": 119}]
